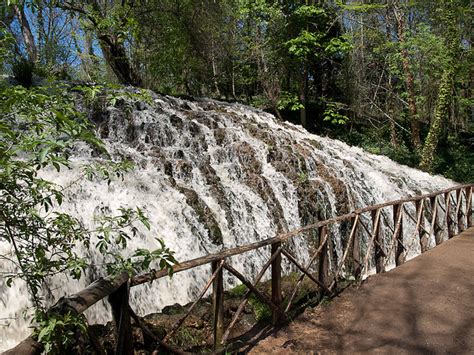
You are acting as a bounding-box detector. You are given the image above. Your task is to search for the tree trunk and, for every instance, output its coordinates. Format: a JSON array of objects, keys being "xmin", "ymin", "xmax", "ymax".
[
  {"xmin": 393, "ymin": 2, "xmax": 420, "ymax": 149},
  {"xmin": 419, "ymin": 69, "xmax": 452, "ymax": 172},
  {"xmin": 419, "ymin": 1, "xmax": 458, "ymax": 172},
  {"xmin": 300, "ymin": 62, "xmax": 308, "ymax": 128},
  {"xmin": 13, "ymin": 3, "xmax": 38, "ymax": 63},
  {"xmin": 211, "ymin": 54, "xmax": 221, "ymax": 97},
  {"xmin": 98, "ymin": 35, "xmax": 142, "ymax": 86}
]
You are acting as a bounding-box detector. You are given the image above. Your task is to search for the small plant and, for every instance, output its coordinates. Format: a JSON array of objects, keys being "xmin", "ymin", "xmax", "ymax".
[
  {"xmin": 322, "ymin": 101, "xmax": 349, "ymax": 125},
  {"xmin": 298, "ymin": 171, "xmax": 308, "ymax": 183},
  {"xmin": 34, "ymin": 311, "xmax": 87, "ymax": 354},
  {"xmin": 227, "ymin": 283, "xmax": 248, "ymax": 298},
  {"xmin": 227, "ymin": 283, "xmax": 271, "ymax": 321},
  {"xmin": 249, "ymin": 296, "xmax": 272, "ymax": 321},
  {"xmin": 277, "ymin": 91, "xmax": 304, "ymax": 111}
]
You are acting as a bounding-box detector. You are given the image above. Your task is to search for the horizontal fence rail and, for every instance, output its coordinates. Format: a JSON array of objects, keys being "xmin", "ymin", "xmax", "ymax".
[{"xmin": 6, "ymin": 184, "xmax": 473, "ymax": 355}]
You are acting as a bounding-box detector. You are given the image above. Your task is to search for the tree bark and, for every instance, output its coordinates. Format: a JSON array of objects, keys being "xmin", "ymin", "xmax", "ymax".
[
  {"xmin": 300, "ymin": 62, "xmax": 308, "ymax": 128},
  {"xmin": 99, "ymin": 34, "xmax": 142, "ymax": 86},
  {"xmin": 419, "ymin": 2, "xmax": 458, "ymax": 172},
  {"xmin": 419, "ymin": 69, "xmax": 452, "ymax": 172},
  {"xmin": 13, "ymin": 3, "xmax": 38, "ymax": 63},
  {"xmin": 393, "ymin": 2, "xmax": 420, "ymax": 149}
]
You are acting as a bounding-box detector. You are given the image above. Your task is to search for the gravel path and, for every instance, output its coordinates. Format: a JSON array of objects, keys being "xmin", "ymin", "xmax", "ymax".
[{"xmin": 248, "ymin": 227, "xmax": 474, "ymax": 354}]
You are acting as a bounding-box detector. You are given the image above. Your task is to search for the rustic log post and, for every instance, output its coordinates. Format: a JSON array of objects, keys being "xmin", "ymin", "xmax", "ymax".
[
  {"xmin": 271, "ymin": 241, "xmax": 282, "ymax": 326},
  {"xmin": 372, "ymin": 209, "xmax": 384, "ymax": 273},
  {"xmin": 455, "ymin": 189, "xmax": 464, "ymax": 233},
  {"xmin": 352, "ymin": 221, "xmax": 362, "ymax": 280},
  {"xmin": 466, "ymin": 186, "xmax": 473, "ymax": 227},
  {"xmin": 445, "ymin": 192, "xmax": 453, "ymax": 239},
  {"xmin": 393, "ymin": 203, "xmax": 405, "ymax": 266},
  {"xmin": 318, "ymin": 225, "xmax": 329, "ymax": 295},
  {"xmin": 108, "ymin": 280, "xmax": 133, "ymax": 355},
  {"xmin": 212, "ymin": 260, "xmax": 224, "ymax": 351},
  {"xmin": 416, "ymin": 199, "xmax": 429, "ymax": 252},
  {"xmin": 430, "ymin": 196, "xmax": 442, "ymax": 245}
]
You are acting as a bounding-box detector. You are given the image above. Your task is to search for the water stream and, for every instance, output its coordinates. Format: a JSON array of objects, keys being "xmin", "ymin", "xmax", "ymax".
[{"xmin": 0, "ymin": 93, "xmax": 454, "ymax": 349}]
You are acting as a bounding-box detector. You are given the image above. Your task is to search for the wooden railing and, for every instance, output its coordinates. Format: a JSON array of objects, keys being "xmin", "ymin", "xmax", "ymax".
[{"xmin": 6, "ymin": 184, "xmax": 473, "ymax": 355}]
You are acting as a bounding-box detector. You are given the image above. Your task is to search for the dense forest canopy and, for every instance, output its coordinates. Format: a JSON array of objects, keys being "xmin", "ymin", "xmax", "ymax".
[{"xmin": 1, "ymin": 0, "xmax": 472, "ymax": 180}]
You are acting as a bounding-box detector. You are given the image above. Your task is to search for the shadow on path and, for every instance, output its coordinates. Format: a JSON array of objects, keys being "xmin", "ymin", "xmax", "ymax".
[{"xmin": 247, "ymin": 228, "xmax": 474, "ymax": 354}]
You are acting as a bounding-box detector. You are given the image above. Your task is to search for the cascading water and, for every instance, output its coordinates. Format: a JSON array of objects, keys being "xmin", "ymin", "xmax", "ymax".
[{"xmin": 0, "ymin": 92, "xmax": 454, "ymax": 350}]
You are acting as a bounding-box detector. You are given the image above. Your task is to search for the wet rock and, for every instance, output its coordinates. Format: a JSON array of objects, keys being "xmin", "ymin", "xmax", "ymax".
[
  {"xmin": 164, "ymin": 161, "xmax": 173, "ymax": 177},
  {"xmin": 316, "ymin": 163, "xmax": 350, "ymax": 215},
  {"xmin": 305, "ymin": 138, "xmax": 323, "ymax": 150},
  {"xmin": 267, "ymin": 143, "xmax": 308, "ymax": 181},
  {"xmin": 245, "ymin": 173, "xmax": 287, "ymax": 233},
  {"xmin": 173, "ymin": 160, "xmax": 193, "ymax": 182},
  {"xmin": 199, "ymin": 162, "xmax": 234, "ymax": 228},
  {"xmin": 169, "ymin": 114, "xmax": 183, "ymax": 130},
  {"xmin": 175, "ymin": 185, "xmax": 223, "ymax": 245},
  {"xmin": 214, "ymin": 127, "xmax": 227, "ymax": 145},
  {"xmin": 297, "ymin": 179, "xmax": 325, "ymax": 226},
  {"xmin": 162, "ymin": 303, "xmax": 184, "ymax": 315},
  {"xmin": 233, "ymin": 141, "xmax": 262, "ymax": 175},
  {"xmin": 185, "ymin": 111, "xmax": 217, "ymax": 129},
  {"xmin": 187, "ymin": 121, "xmax": 201, "ymax": 136},
  {"xmin": 135, "ymin": 101, "xmax": 147, "ymax": 111}
]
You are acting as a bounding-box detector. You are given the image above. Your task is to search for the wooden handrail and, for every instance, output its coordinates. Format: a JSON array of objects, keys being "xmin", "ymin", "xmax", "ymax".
[
  {"xmin": 131, "ymin": 183, "xmax": 473, "ymax": 286},
  {"xmin": 5, "ymin": 184, "xmax": 473, "ymax": 355}
]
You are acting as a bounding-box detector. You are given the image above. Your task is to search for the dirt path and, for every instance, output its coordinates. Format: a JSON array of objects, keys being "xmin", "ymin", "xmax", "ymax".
[{"xmin": 248, "ymin": 227, "xmax": 474, "ymax": 354}]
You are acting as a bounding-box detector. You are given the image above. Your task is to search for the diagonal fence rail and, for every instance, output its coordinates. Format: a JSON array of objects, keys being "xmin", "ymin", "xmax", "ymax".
[{"xmin": 5, "ymin": 184, "xmax": 473, "ymax": 355}]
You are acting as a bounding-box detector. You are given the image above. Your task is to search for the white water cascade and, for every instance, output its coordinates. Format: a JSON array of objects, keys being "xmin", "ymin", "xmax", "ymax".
[{"xmin": 0, "ymin": 92, "xmax": 454, "ymax": 350}]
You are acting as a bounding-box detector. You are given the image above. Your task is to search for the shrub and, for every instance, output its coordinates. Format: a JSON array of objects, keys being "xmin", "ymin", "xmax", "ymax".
[{"xmin": 11, "ymin": 57, "xmax": 35, "ymax": 88}]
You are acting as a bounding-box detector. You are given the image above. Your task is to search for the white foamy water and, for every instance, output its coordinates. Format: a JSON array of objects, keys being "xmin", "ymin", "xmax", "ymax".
[{"xmin": 0, "ymin": 93, "xmax": 455, "ymax": 350}]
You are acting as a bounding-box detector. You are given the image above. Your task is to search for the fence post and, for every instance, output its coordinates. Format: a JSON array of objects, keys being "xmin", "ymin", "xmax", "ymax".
[
  {"xmin": 445, "ymin": 192, "xmax": 453, "ymax": 239},
  {"xmin": 456, "ymin": 189, "xmax": 464, "ymax": 233},
  {"xmin": 393, "ymin": 203, "xmax": 404, "ymax": 266},
  {"xmin": 212, "ymin": 260, "xmax": 224, "ymax": 351},
  {"xmin": 108, "ymin": 280, "xmax": 133, "ymax": 355},
  {"xmin": 372, "ymin": 209, "xmax": 384, "ymax": 273},
  {"xmin": 271, "ymin": 241, "xmax": 282, "ymax": 326},
  {"xmin": 318, "ymin": 225, "xmax": 329, "ymax": 295},
  {"xmin": 351, "ymin": 217, "xmax": 362, "ymax": 279},
  {"xmin": 416, "ymin": 200, "xmax": 428, "ymax": 252},
  {"xmin": 466, "ymin": 186, "xmax": 473, "ymax": 227},
  {"xmin": 430, "ymin": 196, "xmax": 442, "ymax": 245}
]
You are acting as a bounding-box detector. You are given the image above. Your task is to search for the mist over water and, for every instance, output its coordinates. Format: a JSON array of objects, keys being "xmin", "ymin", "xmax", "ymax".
[{"xmin": 0, "ymin": 93, "xmax": 454, "ymax": 350}]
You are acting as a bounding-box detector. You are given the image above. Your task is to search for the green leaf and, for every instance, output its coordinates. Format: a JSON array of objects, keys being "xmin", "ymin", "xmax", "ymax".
[{"xmin": 38, "ymin": 146, "xmax": 51, "ymax": 164}]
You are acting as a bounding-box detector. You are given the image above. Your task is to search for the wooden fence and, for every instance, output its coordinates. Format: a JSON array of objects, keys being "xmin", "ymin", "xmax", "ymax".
[{"xmin": 6, "ymin": 184, "xmax": 473, "ymax": 355}]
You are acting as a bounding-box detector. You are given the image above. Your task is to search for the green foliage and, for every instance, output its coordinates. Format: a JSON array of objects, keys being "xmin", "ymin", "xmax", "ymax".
[
  {"xmin": 337, "ymin": 2, "xmax": 386, "ymax": 12},
  {"xmin": 226, "ymin": 283, "xmax": 271, "ymax": 321},
  {"xmin": 249, "ymin": 296, "xmax": 272, "ymax": 322},
  {"xmin": 325, "ymin": 35, "xmax": 353, "ymax": 56},
  {"xmin": 0, "ymin": 84, "xmax": 103, "ymax": 301},
  {"xmin": 434, "ymin": 136, "xmax": 474, "ymax": 183},
  {"xmin": 0, "ymin": 29, "xmax": 14, "ymax": 73},
  {"xmin": 337, "ymin": 128, "xmax": 420, "ymax": 168},
  {"xmin": 34, "ymin": 311, "xmax": 87, "ymax": 354},
  {"xmin": 227, "ymin": 283, "xmax": 248, "ymax": 298},
  {"xmin": 298, "ymin": 171, "xmax": 308, "ymax": 184},
  {"xmin": 286, "ymin": 30, "xmax": 324, "ymax": 59},
  {"xmin": 0, "ymin": 81, "xmax": 175, "ymax": 350},
  {"xmin": 93, "ymin": 206, "xmax": 176, "ymax": 276},
  {"xmin": 323, "ymin": 101, "xmax": 349, "ymax": 125},
  {"xmin": 277, "ymin": 92, "xmax": 304, "ymax": 111}
]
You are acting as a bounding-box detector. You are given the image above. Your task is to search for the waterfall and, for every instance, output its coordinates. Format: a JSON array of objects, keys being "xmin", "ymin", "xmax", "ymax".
[{"xmin": 0, "ymin": 92, "xmax": 454, "ymax": 350}]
